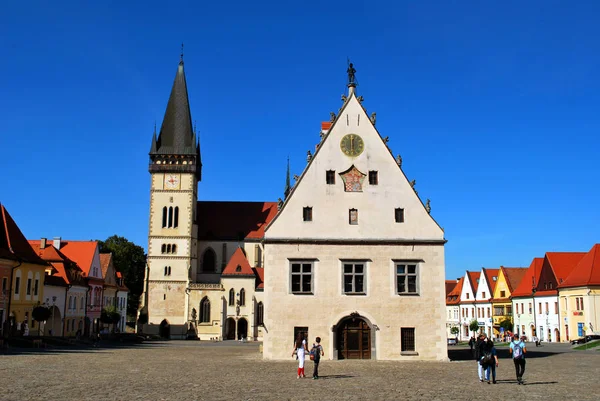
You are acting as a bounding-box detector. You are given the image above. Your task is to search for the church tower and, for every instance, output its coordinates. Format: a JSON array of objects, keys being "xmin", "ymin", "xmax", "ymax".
[{"xmin": 146, "ymin": 53, "xmax": 201, "ymax": 330}]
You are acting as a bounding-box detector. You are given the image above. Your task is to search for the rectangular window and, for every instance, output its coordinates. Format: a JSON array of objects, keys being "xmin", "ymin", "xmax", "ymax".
[
  {"xmin": 26, "ymin": 279, "xmax": 32, "ymax": 295},
  {"xmin": 506, "ymin": 305, "xmax": 512, "ymax": 316},
  {"xmin": 342, "ymin": 262, "xmax": 366, "ymax": 294},
  {"xmin": 303, "ymin": 207, "xmax": 313, "ymax": 222},
  {"xmin": 34, "ymin": 279, "xmax": 39, "ymax": 296},
  {"xmin": 290, "ymin": 262, "xmax": 313, "ymax": 294},
  {"xmin": 395, "ymin": 263, "xmax": 418, "ymax": 295},
  {"xmin": 482, "ymin": 292, "xmax": 486, "ymax": 298},
  {"xmin": 528, "ymin": 303, "xmax": 532, "ymax": 313},
  {"xmin": 487, "ymin": 308, "xmax": 490, "ymax": 318},
  {"xmin": 555, "ymin": 302, "xmax": 558, "ymax": 314},
  {"xmin": 401, "ymin": 328, "xmax": 415, "ymax": 352},
  {"xmin": 368, "ymin": 171, "xmax": 378, "ymax": 185},
  {"xmin": 2, "ymin": 277, "xmax": 6, "ymax": 292},
  {"xmin": 326, "ymin": 170, "xmax": 336, "ymax": 184},
  {"xmin": 293, "ymin": 326, "xmax": 309, "ymax": 345},
  {"xmin": 538, "ymin": 303, "xmax": 542, "ymax": 314},
  {"xmin": 580, "ymin": 297, "xmax": 584, "ymax": 310},
  {"xmin": 394, "ymin": 208, "xmax": 405, "ymax": 223},
  {"xmin": 14, "ymin": 277, "xmax": 20, "ymax": 295},
  {"xmin": 466, "ymin": 293, "xmax": 469, "ymax": 300},
  {"xmin": 545, "ymin": 302, "xmax": 549, "ymax": 313},
  {"xmin": 349, "ymin": 209, "xmax": 358, "ymax": 225},
  {"xmin": 500, "ymin": 290, "xmax": 506, "ymax": 298}
]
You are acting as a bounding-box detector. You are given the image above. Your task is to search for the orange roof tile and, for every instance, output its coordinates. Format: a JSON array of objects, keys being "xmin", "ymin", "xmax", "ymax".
[
  {"xmin": 253, "ymin": 267, "xmax": 265, "ymax": 290},
  {"xmin": 483, "ymin": 268, "xmax": 499, "ymax": 293},
  {"xmin": 502, "ymin": 267, "xmax": 528, "ymax": 293},
  {"xmin": 546, "ymin": 252, "xmax": 586, "ymax": 284},
  {"xmin": 467, "ymin": 271, "xmax": 480, "ymax": 294},
  {"xmin": 446, "ymin": 277, "xmax": 463, "ymax": 305},
  {"xmin": 55, "ymin": 240, "xmax": 98, "ymax": 275},
  {"xmin": 0, "ymin": 204, "xmax": 47, "ymax": 265},
  {"xmin": 445, "ymin": 280, "xmax": 457, "ymax": 296},
  {"xmin": 222, "ymin": 248, "xmax": 254, "ymax": 276},
  {"xmin": 29, "ymin": 240, "xmax": 87, "ymax": 286},
  {"xmin": 197, "ymin": 202, "xmax": 278, "ymax": 240},
  {"xmin": 511, "ymin": 258, "xmax": 544, "ymax": 297},
  {"xmin": 100, "ymin": 253, "xmax": 112, "ymax": 279},
  {"xmin": 560, "ymin": 244, "xmax": 600, "ymax": 288}
]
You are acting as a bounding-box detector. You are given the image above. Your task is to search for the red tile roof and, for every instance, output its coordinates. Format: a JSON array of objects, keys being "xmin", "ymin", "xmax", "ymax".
[
  {"xmin": 560, "ymin": 244, "xmax": 600, "ymax": 288},
  {"xmin": 445, "ymin": 280, "xmax": 457, "ymax": 296},
  {"xmin": 502, "ymin": 267, "xmax": 528, "ymax": 293},
  {"xmin": 0, "ymin": 204, "xmax": 47, "ymax": 265},
  {"xmin": 54, "ymin": 240, "xmax": 98, "ymax": 275},
  {"xmin": 29, "ymin": 240, "xmax": 87, "ymax": 286},
  {"xmin": 511, "ymin": 258, "xmax": 544, "ymax": 297},
  {"xmin": 253, "ymin": 267, "xmax": 265, "ymax": 290},
  {"xmin": 483, "ymin": 268, "xmax": 499, "ymax": 293},
  {"xmin": 446, "ymin": 277, "xmax": 463, "ymax": 305},
  {"xmin": 222, "ymin": 248, "xmax": 255, "ymax": 276},
  {"xmin": 197, "ymin": 201, "xmax": 278, "ymax": 240},
  {"xmin": 100, "ymin": 253, "xmax": 112, "ymax": 279},
  {"xmin": 467, "ymin": 271, "xmax": 480, "ymax": 294},
  {"xmin": 546, "ymin": 252, "xmax": 586, "ymax": 284}
]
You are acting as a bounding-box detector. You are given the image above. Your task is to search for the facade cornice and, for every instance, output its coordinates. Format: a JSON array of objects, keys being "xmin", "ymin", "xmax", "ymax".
[
  {"xmin": 148, "ymin": 280, "xmax": 187, "ymax": 284},
  {"xmin": 264, "ymin": 238, "xmax": 447, "ymax": 246}
]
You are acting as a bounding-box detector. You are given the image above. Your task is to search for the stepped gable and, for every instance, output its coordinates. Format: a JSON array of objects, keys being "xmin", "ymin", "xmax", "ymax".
[{"xmin": 560, "ymin": 244, "xmax": 600, "ymax": 288}]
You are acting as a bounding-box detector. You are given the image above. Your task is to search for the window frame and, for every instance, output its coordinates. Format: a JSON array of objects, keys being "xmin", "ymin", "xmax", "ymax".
[
  {"xmin": 290, "ymin": 260, "xmax": 314, "ymax": 295},
  {"xmin": 303, "ymin": 207, "xmax": 313, "ymax": 222},
  {"xmin": 200, "ymin": 297, "xmax": 210, "ymax": 323},
  {"xmin": 229, "ymin": 288, "xmax": 235, "ymax": 306},
  {"xmin": 401, "ymin": 327, "xmax": 417, "ymax": 354},
  {"xmin": 394, "ymin": 261, "xmax": 420, "ymax": 296},
  {"xmin": 239, "ymin": 288, "xmax": 246, "ymax": 306},
  {"xmin": 256, "ymin": 302, "xmax": 264, "ymax": 326},
  {"xmin": 394, "ymin": 208, "xmax": 405, "ymax": 223},
  {"xmin": 326, "ymin": 170, "xmax": 336, "ymax": 185},
  {"xmin": 349, "ymin": 208, "xmax": 358, "ymax": 225},
  {"xmin": 368, "ymin": 170, "xmax": 378, "ymax": 185},
  {"xmin": 341, "ymin": 260, "xmax": 367, "ymax": 295}
]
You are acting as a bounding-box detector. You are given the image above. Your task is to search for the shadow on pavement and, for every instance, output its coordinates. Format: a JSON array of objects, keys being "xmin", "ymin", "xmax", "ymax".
[
  {"xmin": 318, "ymin": 375, "xmax": 355, "ymax": 380},
  {"xmin": 448, "ymin": 346, "xmax": 563, "ymax": 361}
]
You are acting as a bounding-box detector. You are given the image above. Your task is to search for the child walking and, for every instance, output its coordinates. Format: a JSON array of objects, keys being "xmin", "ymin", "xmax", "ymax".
[{"xmin": 311, "ymin": 337, "xmax": 324, "ymax": 379}]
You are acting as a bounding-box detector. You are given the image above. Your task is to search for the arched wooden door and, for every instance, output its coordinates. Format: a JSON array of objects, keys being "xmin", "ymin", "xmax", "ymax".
[
  {"xmin": 159, "ymin": 319, "xmax": 170, "ymax": 338},
  {"xmin": 337, "ymin": 318, "xmax": 371, "ymax": 359}
]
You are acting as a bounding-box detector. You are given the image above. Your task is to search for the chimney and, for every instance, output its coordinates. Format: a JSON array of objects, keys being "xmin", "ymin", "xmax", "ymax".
[
  {"xmin": 40, "ymin": 238, "xmax": 47, "ymax": 249},
  {"xmin": 53, "ymin": 237, "xmax": 61, "ymax": 250}
]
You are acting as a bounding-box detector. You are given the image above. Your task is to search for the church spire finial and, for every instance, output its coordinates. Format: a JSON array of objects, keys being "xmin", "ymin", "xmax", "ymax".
[
  {"xmin": 284, "ymin": 156, "xmax": 291, "ymax": 199},
  {"xmin": 180, "ymin": 43, "xmax": 184, "ymax": 63}
]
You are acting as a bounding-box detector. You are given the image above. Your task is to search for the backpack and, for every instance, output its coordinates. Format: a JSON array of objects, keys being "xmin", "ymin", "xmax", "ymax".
[
  {"xmin": 481, "ymin": 352, "xmax": 493, "ymax": 366},
  {"xmin": 513, "ymin": 341, "xmax": 523, "ymax": 359},
  {"xmin": 310, "ymin": 344, "xmax": 320, "ymax": 361}
]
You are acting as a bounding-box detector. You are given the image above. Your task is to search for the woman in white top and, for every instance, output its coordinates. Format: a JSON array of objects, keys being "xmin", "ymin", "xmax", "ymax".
[{"xmin": 291, "ymin": 333, "xmax": 308, "ymax": 378}]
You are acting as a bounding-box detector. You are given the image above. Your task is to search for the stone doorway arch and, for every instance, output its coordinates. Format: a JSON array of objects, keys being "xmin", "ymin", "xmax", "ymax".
[
  {"xmin": 333, "ymin": 313, "xmax": 374, "ymax": 360},
  {"xmin": 225, "ymin": 317, "xmax": 236, "ymax": 340},
  {"xmin": 237, "ymin": 318, "xmax": 248, "ymax": 340},
  {"xmin": 159, "ymin": 319, "xmax": 170, "ymax": 339}
]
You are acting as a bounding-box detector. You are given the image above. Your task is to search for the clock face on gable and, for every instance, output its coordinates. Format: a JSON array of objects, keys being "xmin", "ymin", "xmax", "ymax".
[
  {"xmin": 340, "ymin": 134, "xmax": 364, "ymax": 157},
  {"xmin": 164, "ymin": 174, "xmax": 180, "ymax": 190}
]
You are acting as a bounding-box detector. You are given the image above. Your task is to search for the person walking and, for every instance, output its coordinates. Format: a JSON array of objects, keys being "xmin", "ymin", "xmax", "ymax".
[
  {"xmin": 291, "ymin": 333, "xmax": 308, "ymax": 378},
  {"xmin": 509, "ymin": 333, "xmax": 527, "ymax": 384},
  {"xmin": 310, "ymin": 337, "xmax": 324, "ymax": 380},
  {"xmin": 482, "ymin": 339, "xmax": 499, "ymax": 384},
  {"xmin": 474, "ymin": 333, "xmax": 487, "ymax": 382}
]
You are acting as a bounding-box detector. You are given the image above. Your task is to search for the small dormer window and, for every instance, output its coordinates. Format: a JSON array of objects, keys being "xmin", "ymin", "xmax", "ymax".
[
  {"xmin": 493, "ymin": 276, "xmax": 497, "ymax": 281},
  {"xmin": 235, "ymin": 265, "xmax": 242, "ymax": 273},
  {"xmin": 482, "ymin": 292, "xmax": 486, "ymax": 298},
  {"xmin": 326, "ymin": 170, "xmax": 336, "ymax": 184}
]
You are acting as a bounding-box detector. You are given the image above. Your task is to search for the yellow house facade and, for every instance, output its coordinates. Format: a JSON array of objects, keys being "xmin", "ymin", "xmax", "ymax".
[
  {"xmin": 558, "ymin": 244, "xmax": 600, "ymax": 342},
  {"xmin": 491, "ymin": 267, "xmax": 527, "ymax": 339},
  {"xmin": 1, "ymin": 204, "xmax": 48, "ymax": 336}
]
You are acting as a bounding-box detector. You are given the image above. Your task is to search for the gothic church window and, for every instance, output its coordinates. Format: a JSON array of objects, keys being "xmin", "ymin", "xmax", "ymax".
[
  {"xmin": 256, "ymin": 302, "xmax": 264, "ymax": 325},
  {"xmin": 202, "ymin": 248, "xmax": 216, "ymax": 273},
  {"xmin": 174, "ymin": 206, "xmax": 179, "ymax": 228},
  {"xmin": 162, "ymin": 207, "xmax": 167, "ymax": 228},
  {"xmin": 168, "ymin": 207, "xmax": 173, "ymax": 228},
  {"xmin": 229, "ymin": 289, "xmax": 235, "ymax": 306},
  {"xmin": 161, "ymin": 244, "xmax": 166, "ymax": 253},
  {"xmin": 240, "ymin": 288, "xmax": 246, "ymax": 306},
  {"xmin": 200, "ymin": 297, "xmax": 210, "ymax": 323}
]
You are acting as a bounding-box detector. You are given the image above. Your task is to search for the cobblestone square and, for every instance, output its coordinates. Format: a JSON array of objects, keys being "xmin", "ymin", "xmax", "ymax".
[{"xmin": 1, "ymin": 342, "xmax": 599, "ymax": 400}]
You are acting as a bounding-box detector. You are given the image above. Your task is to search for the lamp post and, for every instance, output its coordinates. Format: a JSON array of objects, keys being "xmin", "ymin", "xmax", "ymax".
[
  {"xmin": 546, "ymin": 310, "xmax": 550, "ymax": 342},
  {"xmin": 50, "ymin": 296, "xmax": 56, "ymax": 337},
  {"xmin": 517, "ymin": 313, "xmax": 521, "ymax": 337},
  {"xmin": 532, "ymin": 288, "xmax": 537, "ymax": 341}
]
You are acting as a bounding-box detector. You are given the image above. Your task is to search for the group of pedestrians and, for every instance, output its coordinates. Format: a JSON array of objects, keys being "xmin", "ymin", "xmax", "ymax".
[
  {"xmin": 472, "ymin": 333, "xmax": 527, "ymax": 384},
  {"xmin": 292, "ymin": 334, "xmax": 324, "ymax": 379}
]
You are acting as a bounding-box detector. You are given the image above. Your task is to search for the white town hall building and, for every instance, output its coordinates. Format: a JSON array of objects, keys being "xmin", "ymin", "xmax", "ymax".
[{"xmin": 140, "ymin": 56, "xmax": 448, "ymax": 360}]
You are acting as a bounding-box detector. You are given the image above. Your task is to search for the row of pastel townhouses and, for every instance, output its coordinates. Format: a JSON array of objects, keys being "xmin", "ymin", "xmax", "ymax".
[
  {"xmin": 1, "ymin": 204, "xmax": 128, "ymax": 339},
  {"xmin": 446, "ymin": 243, "xmax": 600, "ymax": 343}
]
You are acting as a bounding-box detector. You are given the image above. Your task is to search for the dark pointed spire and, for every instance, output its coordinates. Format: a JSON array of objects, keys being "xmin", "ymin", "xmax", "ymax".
[
  {"xmin": 284, "ymin": 156, "xmax": 291, "ymax": 199},
  {"xmin": 151, "ymin": 53, "xmax": 197, "ymax": 156},
  {"xmin": 150, "ymin": 123, "xmax": 157, "ymax": 153},
  {"xmin": 180, "ymin": 43, "xmax": 184, "ymax": 63}
]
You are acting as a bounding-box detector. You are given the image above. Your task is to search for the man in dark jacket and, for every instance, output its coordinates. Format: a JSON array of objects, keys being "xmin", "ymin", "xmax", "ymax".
[{"xmin": 474, "ymin": 333, "xmax": 487, "ymax": 382}]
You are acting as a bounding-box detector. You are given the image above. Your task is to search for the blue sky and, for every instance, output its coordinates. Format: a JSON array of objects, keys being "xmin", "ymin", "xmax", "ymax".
[{"xmin": 1, "ymin": 1, "xmax": 599, "ymax": 280}]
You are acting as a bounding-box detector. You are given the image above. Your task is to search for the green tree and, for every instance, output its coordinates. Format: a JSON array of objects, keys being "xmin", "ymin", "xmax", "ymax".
[
  {"xmin": 469, "ymin": 319, "xmax": 480, "ymax": 337},
  {"xmin": 32, "ymin": 305, "xmax": 51, "ymax": 336},
  {"xmin": 499, "ymin": 318, "xmax": 513, "ymax": 333},
  {"xmin": 98, "ymin": 235, "xmax": 146, "ymax": 318},
  {"xmin": 450, "ymin": 326, "xmax": 459, "ymax": 336}
]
